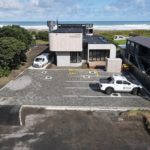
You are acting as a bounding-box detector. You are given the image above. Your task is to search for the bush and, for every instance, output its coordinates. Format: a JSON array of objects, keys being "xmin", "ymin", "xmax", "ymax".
[
  {"xmin": 0, "ymin": 67, "xmax": 10, "ymax": 77},
  {"xmin": 0, "ymin": 25, "xmax": 32, "ymax": 49},
  {"xmin": 0, "ymin": 37, "xmax": 26, "ymax": 69},
  {"xmin": 36, "ymin": 31, "xmax": 48, "ymax": 41}
]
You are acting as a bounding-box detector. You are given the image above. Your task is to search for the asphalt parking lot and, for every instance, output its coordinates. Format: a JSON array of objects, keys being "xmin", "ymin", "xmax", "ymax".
[
  {"xmin": 0, "ymin": 109, "xmax": 150, "ymax": 150},
  {"xmin": 0, "ymin": 69, "xmax": 150, "ymax": 108}
]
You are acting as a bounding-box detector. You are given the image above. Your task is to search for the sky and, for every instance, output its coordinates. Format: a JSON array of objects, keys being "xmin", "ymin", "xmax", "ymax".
[{"xmin": 0, "ymin": 0, "xmax": 150, "ymax": 21}]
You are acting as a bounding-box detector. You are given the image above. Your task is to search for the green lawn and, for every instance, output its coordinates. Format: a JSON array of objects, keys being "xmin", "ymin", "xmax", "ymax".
[
  {"xmin": 114, "ymin": 40, "xmax": 126, "ymax": 45},
  {"xmin": 36, "ymin": 40, "xmax": 49, "ymax": 45},
  {"xmin": 95, "ymin": 30, "xmax": 150, "ymax": 47}
]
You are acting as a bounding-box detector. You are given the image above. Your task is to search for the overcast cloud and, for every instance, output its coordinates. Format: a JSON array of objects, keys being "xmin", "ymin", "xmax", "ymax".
[{"xmin": 0, "ymin": 0, "xmax": 149, "ymax": 21}]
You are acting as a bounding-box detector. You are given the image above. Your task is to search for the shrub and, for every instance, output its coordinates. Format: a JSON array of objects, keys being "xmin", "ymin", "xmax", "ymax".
[
  {"xmin": 36, "ymin": 31, "xmax": 48, "ymax": 41},
  {"xmin": 0, "ymin": 37, "xmax": 26, "ymax": 69},
  {"xmin": 0, "ymin": 25, "xmax": 32, "ymax": 49},
  {"xmin": 0, "ymin": 67, "xmax": 10, "ymax": 77}
]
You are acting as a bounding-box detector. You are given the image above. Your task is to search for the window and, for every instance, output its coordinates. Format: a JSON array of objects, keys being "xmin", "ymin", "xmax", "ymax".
[
  {"xmin": 123, "ymin": 81, "xmax": 131, "ymax": 85},
  {"xmin": 131, "ymin": 42, "xmax": 135, "ymax": 47},
  {"xmin": 89, "ymin": 50, "xmax": 110, "ymax": 61},
  {"xmin": 89, "ymin": 29, "xmax": 93, "ymax": 34},
  {"xmin": 116, "ymin": 80, "xmax": 122, "ymax": 84},
  {"xmin": 127, "ymin": 40, "xmax": 130, "ymax": 45},
  {"xmin": 135, "ymin": 44, "xmax": 139, "ymax": 51},
  {"xmin": 70, "ymin": 52, "xmax": 81, "ymax": 63}
]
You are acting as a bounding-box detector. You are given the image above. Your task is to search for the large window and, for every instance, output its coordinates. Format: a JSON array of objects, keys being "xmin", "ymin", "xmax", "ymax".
[
  {"xmin": 70, "ymin": 52, "xmax": 81, "ymax": 63},
  {"xmin": 89, "ymin": 50, "xmax": 110, "ymax": 61}
]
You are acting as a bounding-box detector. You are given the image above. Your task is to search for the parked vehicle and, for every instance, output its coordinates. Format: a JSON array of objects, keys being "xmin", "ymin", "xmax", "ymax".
[
  {"xmin": 99, "ymin": 75, "xmax": 142, "ymax": 95},
  {"xmin": 33, "ymin": 53, "xmax": 53, "ymax": 68},
  {"xmin": 114, "ymin": 35, "xmax": 129, "ymax": 41}
]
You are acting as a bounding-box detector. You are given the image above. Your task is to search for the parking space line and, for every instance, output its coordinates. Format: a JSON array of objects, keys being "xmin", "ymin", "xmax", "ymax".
[
  {"xmin": 65, "ymin": 81, "xmax": 98, "ymax": 83},
  {"xmin": 62, "ymin": 95, "xmax": 140, "ymax": 99},
  {"xmin": 63, "ymin": 95, "xmax": 78, "ymax": 98},
  {"xmin": 69, "ymin": 69, "xmax": 78, "ymax": 75},
  {"xmin": 22, "ymin": 105, "xmax": 150, "ymax": 112},
  {"xmin": 65, "ymin": 87, "xmax": 89, "ymax": 89},
  {"xmin": 96, "ymin": 70, "xmax": 100, "ymax": 77},
  {"xmin": 80, "ymin": 95, "xmax": 140, "ymax": 99}
]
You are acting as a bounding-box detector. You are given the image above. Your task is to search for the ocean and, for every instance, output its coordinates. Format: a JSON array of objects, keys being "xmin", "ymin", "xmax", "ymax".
[{"xmin": 0, "ymin": 21, "xmax": 150, "ymax": 30}]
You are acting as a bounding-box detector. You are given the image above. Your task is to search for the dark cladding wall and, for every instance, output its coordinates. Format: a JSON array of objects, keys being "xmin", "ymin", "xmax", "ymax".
[{"xmin": 130, "ymin": 66, "xmax": 150, "ymax": 92}]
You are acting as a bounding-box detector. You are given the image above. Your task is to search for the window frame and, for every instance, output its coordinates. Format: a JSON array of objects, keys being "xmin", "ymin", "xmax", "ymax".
[{"xmin": 70, "ymin": 52, "xmax": 82, "ymax": 63}]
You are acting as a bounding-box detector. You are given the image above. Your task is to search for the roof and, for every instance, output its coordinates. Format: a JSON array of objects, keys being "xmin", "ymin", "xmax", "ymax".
[
  {"xmin": 52, "ymin": 28, "xmax": 83, "ymax": 33},
  {"xmin": 84, "ymin": 36, "xmax": 109, "ymax": 44},
  {"xmin": 128, "ymin": 36, "xmax": 150, "ymax": 49},
  {"xmin": 58, "ymin": 23, "xmax": 93, "ymax": 28}
]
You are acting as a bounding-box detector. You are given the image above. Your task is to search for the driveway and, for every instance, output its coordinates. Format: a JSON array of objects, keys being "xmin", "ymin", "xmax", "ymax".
[{"xmin": 0, "ymin": 69, "xmax": 150, "ymax": 108}]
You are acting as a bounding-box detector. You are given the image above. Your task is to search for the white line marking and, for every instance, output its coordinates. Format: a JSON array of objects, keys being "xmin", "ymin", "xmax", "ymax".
[
  {"xmin": 80, "ymin": 95, "xmax": 139, "ymax": 99},
  {"xmin": 70, "ymin": 75, "xmax": 103, "ymax": 78},
  {"xmin": 111, "ymin": 93, "xmax": 121, "ymax": 97},
  {"xmin": 62, "ymin": 95, "xmax": 140, "ymax": 99},
  {"xmin": 63, "ymin": 95, "xmax": 78, "ymax": 98},
  {"xmin": 66, "ymin": 81, "xmax": 98, "ymax": 83},
  {"xmin": 22, "ymin": 105, "xmax": 150, "ymax": 112},
  {"xmin": 19, "ymin": 106, "xmax": 23, "ymax": 126},
  {"xmin": 65, "ymin": 87, "xmax": 90, "ymax": 89}
]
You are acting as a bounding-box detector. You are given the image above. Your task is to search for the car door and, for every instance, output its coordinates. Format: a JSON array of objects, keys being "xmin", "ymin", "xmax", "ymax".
[
  {"xmin": 123, "ymin": 81, "xmax": 132, "ymax": 92},
  {"xmin": 115, "ymin": 80, "xmax": 124, "ymax": 91}
]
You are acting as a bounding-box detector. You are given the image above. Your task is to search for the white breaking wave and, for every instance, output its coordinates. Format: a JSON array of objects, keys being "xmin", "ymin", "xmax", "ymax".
[
  {"xmin": 21, "ymin": 25, "xmax": 48, "ymax": 30},
  {"xmin": 94, "ymin": 24, "xmax": 150, "ymax": 30},
  {"xmin": 0, "ymin": 24, "xmax": 150, "ymax": 31}
]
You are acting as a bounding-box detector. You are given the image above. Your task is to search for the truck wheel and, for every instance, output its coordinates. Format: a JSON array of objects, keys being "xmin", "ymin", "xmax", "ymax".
[
  {"xmin": 132, "ymin": 88, "xmax": 139, "ymax": 95},
  {"xmin": 105, "ymin": 88, "xmax": 114, "ymax": 95}
]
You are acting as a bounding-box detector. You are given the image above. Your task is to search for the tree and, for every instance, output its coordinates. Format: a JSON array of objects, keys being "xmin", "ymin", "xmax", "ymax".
[
  {"xmin": 36, "ymin": 31, "xmax": 48, "ymax": 41},
  {"xmin": 0, "ymin": 25, "xmax": 32, "ymax": 49},
  {"xmin": 0, "ymin": 37, "xmax": 26, "ymax": 69}
]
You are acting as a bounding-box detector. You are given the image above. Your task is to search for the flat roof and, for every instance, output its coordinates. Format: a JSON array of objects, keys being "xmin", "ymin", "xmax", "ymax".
[
  {"xmin": 58, "ymin": 23, "xmax": 93, "ymax": 27},
  {"xmin": 52, "ymin": 28, "xmax": 83, "ymax": 33},
  {"xmin": 128, "ymin": 36, "xmax": 150, "ymax": 49},
  {"xmin": 84, "ymin": 36, "xmax": 109, "ymax": 44}
]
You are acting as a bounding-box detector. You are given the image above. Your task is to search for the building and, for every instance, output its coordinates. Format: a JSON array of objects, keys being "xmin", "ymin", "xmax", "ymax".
[
  {"xmin": 124, "ymin": 36, "xmax": 150, "ymax": 92},
  {"xmin": 125, "ymin": 36, "xmax": 150, "ymax": 75},
  {"xmin": 47, "ymin": 21, "xmax": 117, "ymax": 68}
]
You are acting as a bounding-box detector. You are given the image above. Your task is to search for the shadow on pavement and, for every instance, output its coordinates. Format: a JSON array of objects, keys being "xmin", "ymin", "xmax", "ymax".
[
  {"xmin": 89, "ymin": 83, "xmax": 100, "ymax": 92},
  {"xmin": 0, "ymin": 105, "xmax": 21, "ymax": 126}
]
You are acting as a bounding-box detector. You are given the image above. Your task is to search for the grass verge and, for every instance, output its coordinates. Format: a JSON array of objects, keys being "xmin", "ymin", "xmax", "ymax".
[{"xmin": 121, "ymin": 110, "xmax": 150, "ymax": 134}]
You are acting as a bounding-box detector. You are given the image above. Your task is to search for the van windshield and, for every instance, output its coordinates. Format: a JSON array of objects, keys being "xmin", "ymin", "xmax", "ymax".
[{"xmin": 35, "ymin": 58, "xmax": 44, "ymax": 62}]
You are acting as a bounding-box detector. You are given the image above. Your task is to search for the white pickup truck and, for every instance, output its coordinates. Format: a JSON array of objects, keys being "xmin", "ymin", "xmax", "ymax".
[{"xmin": 99, "ymin": 75, "xmax": 142, "ymax": 95}]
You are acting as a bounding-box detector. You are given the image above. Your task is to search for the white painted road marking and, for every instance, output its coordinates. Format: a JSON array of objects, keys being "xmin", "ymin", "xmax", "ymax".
[
  {"xmin": 65, "ymin": 81, "xmax": 98, "ymax": 83},
  {"xmin": 63, "ymin": 95, "xmax": 78, "ymax": 98},
  {"xmin": 21, "ymin": 105, "xmax": 150, "ymax": 112},
  {"xmin": 63, "ymin": 95, "xmax": 140, "ymax": 99},
  {"xmin": 65, "ymin": 87, "xmax": 90, "ymax": 90}
]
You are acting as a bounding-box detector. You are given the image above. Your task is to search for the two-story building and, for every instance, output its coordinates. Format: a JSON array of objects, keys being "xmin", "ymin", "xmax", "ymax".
[
  {"xmin": 125, "ymin": 36, "xmax": 150, "ymax": 75},
  {"xmin": 47, "ymin": 21, "xmax": 117, "ymax": 68},
  {"xmin": 124, "ymin": 36, "xmax": 150, "ymax": 92}
]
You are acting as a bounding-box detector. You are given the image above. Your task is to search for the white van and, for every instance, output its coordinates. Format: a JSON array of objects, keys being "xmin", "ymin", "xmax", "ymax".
[{"xmin": 33, "ymin": 53, "xmax": 52, "ymax": 68}]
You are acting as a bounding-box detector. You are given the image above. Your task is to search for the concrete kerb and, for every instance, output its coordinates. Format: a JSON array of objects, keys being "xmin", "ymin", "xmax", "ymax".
[{"xmin": 19, "ymin": 105, "xmax": 150, "ymax": 126}]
